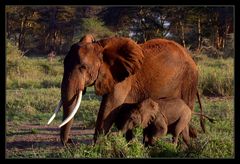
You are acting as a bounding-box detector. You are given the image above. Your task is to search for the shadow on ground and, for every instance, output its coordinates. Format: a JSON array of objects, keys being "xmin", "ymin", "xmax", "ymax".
[{"xmin": 6, "ymin": 123, "xmax": 94, "ymax": 151}]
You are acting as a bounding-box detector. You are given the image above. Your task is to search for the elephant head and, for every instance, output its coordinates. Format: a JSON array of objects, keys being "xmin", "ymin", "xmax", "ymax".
[
  {"xmin": 138, "ymin": 98, "xmax": 159, "ymax": 128},
  {"xmin": 47, "ymin": 35, "xmax": 144, "ymax": 145},
  {"xmin": 114, "ymin": 103, "xmax": 141, "ymax": 134},
  {"xmin": 115, "ymin": 99, "xmax": 159, "ymax": 134}
]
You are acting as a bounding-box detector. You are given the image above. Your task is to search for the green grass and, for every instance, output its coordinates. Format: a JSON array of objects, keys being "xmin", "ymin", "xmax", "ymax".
[
  {"xmin": 6, "ymin": 87, "xmax": 101, "ymax": 126},
  {"xmin": 7, "ymin": 57, "xmax": 63, "ymax": 89},
  {"xmin": 6, "ymin": 43, "xmax": 234, "ymax": 158},
  {"xmin": 197, "ymin": 57, "xmax": 234, "ymax": 96},
  {"xmin": 6, "ymin": 96, "xmax": 234, "ymax": 158}
]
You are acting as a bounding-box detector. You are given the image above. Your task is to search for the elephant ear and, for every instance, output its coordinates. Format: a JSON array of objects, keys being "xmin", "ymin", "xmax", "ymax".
[
  {"xmin": 94, "ymin": 37, "xmax": 144, "ymax": 95},
  {"xmin": 139, "ymin": 99, "xmax": 159, "ymax": 127}
]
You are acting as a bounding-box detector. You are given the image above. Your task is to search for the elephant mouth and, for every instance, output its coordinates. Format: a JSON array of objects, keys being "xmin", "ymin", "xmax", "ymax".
[{"xmin": 47, "ymin": 90, "xmax": 83, "ymax": 128}]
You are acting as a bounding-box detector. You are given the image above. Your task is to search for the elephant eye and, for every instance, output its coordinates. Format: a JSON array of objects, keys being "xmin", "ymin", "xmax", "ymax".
[
  {"xmin": 79, "ymin": 64, "xmax": 86, "ymax": 70},
  {"xmin": 129, "ymin": 117, "xmax": 134, "ymax": 121}
]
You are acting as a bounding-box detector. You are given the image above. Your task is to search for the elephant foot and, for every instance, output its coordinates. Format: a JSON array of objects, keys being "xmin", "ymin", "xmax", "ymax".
[
  {"xmin": 93, "ymin": 129, "xmax": 104, "ymax": 144},
  {"xmin": 61, "ymin": 138, "xmax": 76, "ymax": 146},
  {"xmin": 93, "ymin": 133, "xmax": 99, "ymax": 144},
  {"xmin": 125, "ymin": 130, "xmax": 134, "ymax": 142},
  {"xmin": 144, "ymin": 139, "xmax": 155, "ymax": 147}
]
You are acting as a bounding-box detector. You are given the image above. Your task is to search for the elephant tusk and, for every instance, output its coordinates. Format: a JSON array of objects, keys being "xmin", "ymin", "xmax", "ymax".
[
  {"xmin": 59, "ymin": 91, "xmax": 82, "ymax": 128},
  {"xmin": 47, "ymin": 100, "xmax": 63, "ymax": 125}
]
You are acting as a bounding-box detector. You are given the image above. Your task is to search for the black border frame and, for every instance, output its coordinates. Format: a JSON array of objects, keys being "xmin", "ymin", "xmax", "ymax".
[{"xmin": 1, "ymin": 0, "xmax": 239, "ymax": 160}]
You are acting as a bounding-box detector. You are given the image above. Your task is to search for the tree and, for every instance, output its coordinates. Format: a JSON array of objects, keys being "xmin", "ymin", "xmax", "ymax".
[
  {"xmin": 6, "ymin": 6, "xmax": 233, "ymax": 56},
  {"xmin": 6, "ymin": 6, "xmax": 40, "ymax": 51},
  {"xmin": 72, "ymin": 18, "xmax": 114, "ymax": 43}
]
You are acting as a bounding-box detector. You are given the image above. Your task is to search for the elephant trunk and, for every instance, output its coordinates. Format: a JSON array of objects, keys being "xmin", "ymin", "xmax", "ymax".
[
  {"xmin": 60, "ymin": 71, "xmax": 85, "ymax": 145},
  {"xmin": 60, "ymin": 91, "xmax": 82, "ymax": 145},
  {"xmin": 59, "ymin": 91, "xmax": 82, "ymax": 128}
]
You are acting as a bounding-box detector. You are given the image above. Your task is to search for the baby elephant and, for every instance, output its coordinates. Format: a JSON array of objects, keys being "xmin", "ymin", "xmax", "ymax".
[{"xmin": 114, "ymin": 98, "xmax": 193, "ymax": 147}]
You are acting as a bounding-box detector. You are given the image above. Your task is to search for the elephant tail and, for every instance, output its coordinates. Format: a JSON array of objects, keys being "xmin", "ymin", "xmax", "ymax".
[
  {"xmin": 196, "ymin": 89, "xmax": 206, "ymax": 133},
  {"xmin": 189, "ymin": 124, "xmax": 197, "ymax": 138},
  {"xmin": 193, "ymin": 112, "xmax": 215, "ymax": 123}
]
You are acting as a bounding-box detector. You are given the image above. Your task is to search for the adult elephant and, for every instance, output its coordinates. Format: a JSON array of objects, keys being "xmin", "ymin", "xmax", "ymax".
[{"xmin": 48, "ymin": 35, "xmax": 199, "ymax": 145}]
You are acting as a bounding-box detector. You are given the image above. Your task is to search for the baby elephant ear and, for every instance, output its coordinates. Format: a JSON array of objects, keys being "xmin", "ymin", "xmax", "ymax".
[
  {"xmin": 102, "ymin": 37, "xmax": 144, "ymax": 82},
  {"xmin": 140, "ymin": 99, "xmax": 159, "ymax": 127}
]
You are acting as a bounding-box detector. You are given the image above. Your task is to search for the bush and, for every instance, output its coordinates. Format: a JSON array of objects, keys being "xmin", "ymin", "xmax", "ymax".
[
  {"xmin": 58, "ymin": 132, "xmax": 148, "ymax": 158},
  {"xmin": 6, "ymin": 39, "xmax": 24, "ymax": 63}
]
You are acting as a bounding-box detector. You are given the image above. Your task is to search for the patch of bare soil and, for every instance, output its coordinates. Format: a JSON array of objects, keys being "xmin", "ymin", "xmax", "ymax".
[{"xmin": 6, "ymin": 122, "xmax": 95, "ymax": 156}]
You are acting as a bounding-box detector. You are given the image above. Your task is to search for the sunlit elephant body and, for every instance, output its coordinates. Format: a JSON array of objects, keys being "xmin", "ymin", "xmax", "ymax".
[
  {"xmin": 93, "ymin": 38, "xmax": 198, "ymax": 142},
  {"xmin": 54, "ymin": 35, "xmax": 198, "ymax": 145}
]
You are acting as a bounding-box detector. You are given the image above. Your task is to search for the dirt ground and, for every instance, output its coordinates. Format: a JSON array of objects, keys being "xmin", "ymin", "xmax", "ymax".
[{"xmin": 6, "ymin": 122, "xmax": 95, "ymax": 157}]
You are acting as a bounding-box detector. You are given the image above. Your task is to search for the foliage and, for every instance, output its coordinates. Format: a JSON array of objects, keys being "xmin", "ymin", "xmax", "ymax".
[
  {"xmin": 197, "ymin": 56, "xmax": 233, "ymax": 96},
  {"xmin": 6, "ymin": 6, "xmax": 233, "ymax": 56},
  {"xmin": 6, "ymin": 39, "xmax": 25, "ymax": 65},
  {"xmin": 72, "ymin": 18, "xmax": 115, "ymax": 42}
]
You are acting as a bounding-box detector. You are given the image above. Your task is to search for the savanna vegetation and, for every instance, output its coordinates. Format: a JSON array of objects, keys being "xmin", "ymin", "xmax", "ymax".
[{"xmin": 6, "ymin": 5, "xmax": 234, "ymax": 158}]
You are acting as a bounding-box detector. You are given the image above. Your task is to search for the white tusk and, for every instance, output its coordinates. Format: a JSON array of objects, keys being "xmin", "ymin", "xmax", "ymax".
[
  {"xmin": 59, "ymin": 91, "xmax": 82, "ymax": 128},
  {"xmin": 47, "ymin": 100, "xmax": 63, "ymax": 125}
]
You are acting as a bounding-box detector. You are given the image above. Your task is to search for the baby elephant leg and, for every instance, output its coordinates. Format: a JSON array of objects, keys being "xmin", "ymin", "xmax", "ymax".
[
  {"xmin": 181, "ymin": 126, "xmax": 191, "ymax": 147},
  {"xmin": 153, "ymin": 124, "xmax": 168, "ymax": 143},
  {"xmin": 125, "ymin": 129, "xmax": 134, "ymax": 142},
  {"xmin": 143, "ymin": 116, "xmax": 167, "ymax": 146},
  {"xmin": 172, "ymin": 114, "xmax": 191, "ymax": 147},
  {"xmin": 143, "ymin": 123, "xmax": 168, "ymax": 147},
  {"xmin": 149, "ymin": 118, "xmax": 168, "ymax": 146},
  {"xmin": 143, "ymin": 125, "xmax": 154, "ymax": 147}
]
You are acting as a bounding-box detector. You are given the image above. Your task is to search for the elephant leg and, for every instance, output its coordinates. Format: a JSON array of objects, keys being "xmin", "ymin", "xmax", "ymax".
[
  {"xmin": 172, "ymin": 135, "xmax": 180, "ymax": 148},
  {"xmin": 181, "ymin": 65, "xmax": 198, "ymax": 111},
  {"xmin": 94, "ymin": 95, "xmax": 126, "ymax": 142},
  {"xmin": 153, "ymin": 127, "xmax": 167, "ymax": 143},
  {"xmin": 146, "ymin": 116, "xmax": 168, "ymax": 146},
  {"xmin": 94, "ymin": 80, "xmax": 132, "ymax": 142},
  {"xmin": 125, "ymin": 129, "xmax": 134, "ymax": 142},
  {"xmin": 172, "ymin": 116, "xmax": 189, "ymax": 147},
  {"xmin": 60, "ymin": 117, "xmax": 74, "ymax": 146},
  {"xmin": 181, "ymin": 126, "xmax": 191, "ymax": 147},
  {"xmin": 180, "ymin": 65, "xmax": 198, "ymax": 136},
  {"xmin": 143, "ymin": 128, "xmax": 150, "ymax": 146},
  {"xmin": 143, "ymin": 128, "xmax": 155, "ymax": 147},
  {"xmin": 94, "ymin": 95, "xmax": 109, "ymax": 142},
  {"xmin": 151, "ymin": 123, "xmax": 168, "ymax": 146},
  {"xmin": 143, "ymin": 121, "xmax": 167, "ymax": 147}
]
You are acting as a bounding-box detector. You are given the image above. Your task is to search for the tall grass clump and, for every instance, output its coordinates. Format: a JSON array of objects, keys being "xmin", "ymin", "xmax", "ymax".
[
  {"xmin": 7, "ymin": 40, "xmax": 26, "ymax": 79},
  {"xmin": 197, "ymin": 56, "xmax": 233, "ymax": 96},
  {"xmin": 58, "ymin": 131, "xmax": 148, "ymax": 158}
]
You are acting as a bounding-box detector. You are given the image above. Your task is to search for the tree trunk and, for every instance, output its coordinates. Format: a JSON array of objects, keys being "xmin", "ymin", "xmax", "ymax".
[
  {"xmin": 44, "ymin": 33, "xmax": 50, "ymax": 52},
  {"xmin": 197, "ymin": 17, "xmax": 202, "ymax": 50},
  {"xmin": 179, "ymin": 20, "xmax": 186, "ymax": 48},
  {"xmin": 223, "ymin": 24, "xmax": 230, "ymax": 49},
  {"xmin": 48, "ymin": 7, "xmax": 58, "ymax": 52},
  {"xmin": 18, "ymin": 15, "xmax": 27, "ymax": 51}
]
